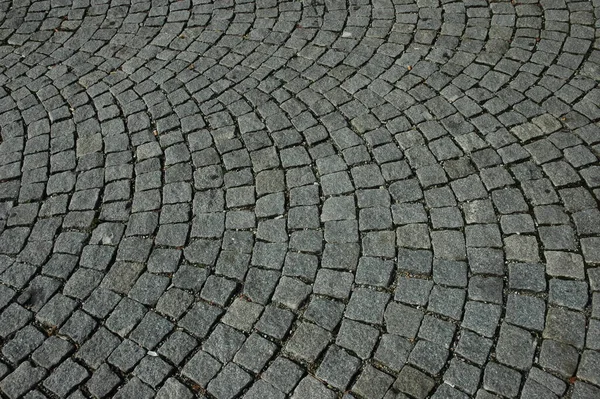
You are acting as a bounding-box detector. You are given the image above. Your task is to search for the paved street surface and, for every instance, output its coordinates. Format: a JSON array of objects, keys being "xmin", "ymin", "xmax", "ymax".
[{"xmin": 0, "ymin": 0, "xmax": 599, "ymax": 398}]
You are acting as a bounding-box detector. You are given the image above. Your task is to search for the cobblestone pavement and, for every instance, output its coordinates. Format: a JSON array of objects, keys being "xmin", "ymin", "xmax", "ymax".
[{"xmin": 0, "ymin": 0, "xmax": 599, "ymax": 398}]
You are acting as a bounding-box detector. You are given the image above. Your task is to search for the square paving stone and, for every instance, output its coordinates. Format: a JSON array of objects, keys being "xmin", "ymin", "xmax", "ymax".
[
  {"xmin": 456, "ymin": 330, "xmax": 493, "ymax": 366},
  {"xmin": 283, "ymin": 252, "xmax": 318, "ymax": 281},
  {"xmin": 392, "ymin": 203, "xmax": 428, "ymax": 225},
  {"xmin": 101, "ymin": 261, "xmax": 145, "ymax": 295},
  {"xmin": 221, "ymin": 297, "xmax": 263, "ymax": 332},
  {"xmin": 430, "ymin": 206, "xmax": 464, "ymax": 229},
  {"xmin": 431, "ymin": 230, "xmax": 466, "ymax": 260},
  {"xmin": 43, "ymin": 358, "xmax": 89, "ymax": 398},
  {"xmin": 202, "ymin": 323, "xmax": 247, "ymax": 364},
  {"xmin": 1, "ymin": 325, "xmax": 44, "ymax": 364},
  {"xmin": 408, "ymin": 340, "xmax": 449, "ymax": 376},
  {"xmin": 389, "ymin": 179, "xmax": 423, "ymax": 203},
  {"xmin": 35, "ymin": 293, "xmax": 77, "ymax": 328},
  {"xmin": 184, "ymin": 239, "xmax": 221, "ymax": 265},
  {"xmin": 467, "ymin": 248, "xmax": 504, "ymax": 275},
  {"xmin": 467, "ymin": 275, "xmax": 503, "ymax": 304},
  {"xmin": 60, "ymin": 310, "xmax": 97, "ymax": 344},
  {"xmin": 207, "ymin": 362, "xmax": 252, "ymax": 399},
  {"xmin": 54, "ymin": 231, "xmax": 88, "ymax": 255},
  {"xmin": 495, "ymin": 323, "xmax": 536, "ymax": 370},
  {"xmin": 572, "ymin": 381, "xmax": 600, "ymax": 399},
  {"xmin": 363, "ymin": 231, "xmax": 396, "ymax": 258},
  {"xmin": 129, "ymin": 311, "xmax": 174, "ymax": 350},
  {"xmin": 586, "ymin": 319, "xmax": 600, "ymax": 350},
  {"xmin": 465, "ymin": 224, "xmax": 502, "ymax": 248},
  {"xmin": 116, "ymin": 237, "xmax": 152, "ymax": 262},
  {"xmin": 128, "ymin": 273, "xmax": 169, "ymax": 306},
  {"xmin": 200, "ymin": 275, "xmax": 237, "ymax": 306},
  {"xmin": 105, "ymin": 297, "xmax": 147, "ymax": 337},
  {"xmin": 291, "ymin": 376, "xmax": 336, "ymax": 399},
  {"xmin": 451, "ymin": 175, "xmax": 488, "ymax": 201},
  {"xmin": 433, "ymin": 259, "xmax": 468, "ymax": 288},
  {"xmin": 181, "ymin": 350, "xmax": 222, "ymax": 387},
  {"xmin": 573, "ymin": 209, "xmax": 600, "ymax": 235},
  {"xmin": 243, "ymin": 380, "xmax": 285, "ymax": 399},
  {"xmin": 233, "ymin": 332, "xmax": 277, "ymax": 373},
  {"xmin": 157, "ymin": 330, "xmax": 197, "ymax": 365},
  {"xmin": 543, "ymin": 306, "xmax": 586, "ymax": 349},
  {"xmin": 397, "ymin": 249, "xmax": 433, "ymax": 275},
  {"xmin": 505, "ymin": 293, "xmax": 546, "ymax": 332},
  {"xmin": 325, "ymin": 220, "xmax": 359, "ymax": 243},
  {"xmin": 581, "ymin": 237, "xmax": 600, "ymax": 264},
  {"xmin": 418, "ymin": 315, "xmax": 456, "ymax": 348},
  {"xmin": 384, "ymin": 301, "xmax": 424, "ymax": 339},
  {"xmin": 31, "ymin": 336, "xmax": 73, "ymax": 369},
  {"xmin": 79, "ymin": 245, "xmax": 115, "ymax": 271},
  {"xmin": 444, "ymin": 358, "xmax": 482, "ymax": 395},
  {"xmin": 272, "ymin": 276, "xmax": 311, "ymax": 310},
  {"xmin": 1, "ymin": 261, "xmax": 37, "ymax": 290},
  {"xmin": 321, "ymin": 243, "xmax": 360, "ymax": 270},
  {"xmin": 285, "ymin": 322, "xmax": 331, "ymax": 363},
  {"xmin": 262, "ymin": 357, "xmax": 305, "ymax": 394},
  {"xmin": 0, "ymin": 228, "xmax": 29, "ymax": 255},
  {"xmin": 345, "ymin": 288, "xmax": 390, "ymax": 325},
  {"xmin": 508, "ymin": 263, "xmax": 546, "ymax": 292},
  {"xmin": 191, "ymin": 213, "xmax": 225, "ymax": 238},
  {"xmin": 134, "ymin": 355, "xmax": 173, "ymax": 388},
  {"xmin": 303, "ymin": 297, "xmax": 345, "ymax": 331},
  {"xmin": 549, "ymin": 279, "xmax": 588, "ymax": 310},
  {"xmin": 336, "ymin": 318, "xmax": 380, "ymax": 359},
  {"xmin": 321, "ymin": 172, "xmax": 354, "ymax": 196},
  {"xmin": 359, "ymin": 207, "xmax": 393, "ymax": 231},
  {"xmin": 321, "ymin": 196, "xmax": 356, "ymax": 222},
  {"xmin": 172, "ymin": 265, "xmax": 208, "ymax": 292},
  {"xmin": 75, "ymin": 327, "xmax": 121, "ymax": 369},
  {"xmin": 0, "ymin": 283, "xmax": 15, "ymax": 312},
  {"xmin": 428, "ymin": 285, "xmax": 465, "ymax": 320},
  {"xmin": 314, "ymin": 268, "xmax": 353, "ymax": 299},
  {"xmin": 462, "ymin": 301, "xmax": 502, "ymax": 337},
  {"xmin": 504, "ymin": 235, "xmax": 540, "ymax": 263},
  {"xmin": 113, "ymin": 377, "xmax": 155, "ymax": 399},
  {"xmin": 395, "ymin": 276, "xmax": 433, "ymax": 306},
  {"xmin": 393, "ymin": 365, "xmax": 435, "ymax": 399},
  {"xmin": 538, "ymin": 339, "xmax": 579, "ymax": 378},
  {"xmin": 483, "ymin": 362, "xmax": 522, "ymax": 398},
  {"xmin": 0, "ymin": 361, "xmax": 47, "ymax": 399},
  {"xmin": 156, "ymin": 378, "xmax": 193, "ymax": 399},
  {"xmin": 63, "ymin": 268, "xmax": 103, "ymax": 300},
  {"xmin": 155, "ymin": 288, "xmax": 194, "ymax": 319},
  {"xmin": 215, "ymin": 251, "xmax": 250, "ymax": 280},
  {"xmin": 0, "ymin": 303, "xmax": 32, "ymax": 339},
  {"xmin": 352, "ymin": 365, "xmax": 395, "ymax": 399},
  {"xmin": 255, "ymin": 305, "xmax": 295, "ymax": 340},
  {"xmin": 539, "ymin": 225, "xmax": 577, "ymax": 250},
  {"xmin": 528, "ymin": 367, "xmax": 567, "ymax": 396},
  {"xmin": 500, "ymin": 214, "xmax": 535, "ymax": 234},
  {"xmin": 155, "ymin": 223, "xmax": 190, "ymax": 247},
  {"xmin": 356, "ymin": 257, "xmax": 394, "ymax": 287},
  {"xmin": 396, "ymin": 224, "xmax": 431, "ymax": 249},
  {"xmin": 251, "ymin": 242, "xmax": 287, "ymax": 269},
  {"xmin": 256, "ymin": 218, "xmax": 287, "ymax": 242},
  {"xmin": 86, "ymin": 363, "xmax": 121, "ymax": 398},
  {"xmin": 316, "ymin": 345, "xmax": 361, "ymax": 390}
]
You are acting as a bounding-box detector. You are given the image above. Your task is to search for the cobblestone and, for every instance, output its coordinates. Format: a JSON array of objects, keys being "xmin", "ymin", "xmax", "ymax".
[{"xmin": 0, "ymin": 0, "xmax": 598, "ymax": 397}]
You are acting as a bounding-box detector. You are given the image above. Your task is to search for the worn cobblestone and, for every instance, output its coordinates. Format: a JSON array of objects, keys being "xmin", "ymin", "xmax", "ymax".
[{"xmin": 0, "ymin": 0, "xmax": 599, "ymax": 397}]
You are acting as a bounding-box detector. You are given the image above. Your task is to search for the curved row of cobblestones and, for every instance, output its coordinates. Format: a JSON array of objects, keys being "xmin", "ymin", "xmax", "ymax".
[{"xmin": 0, "ymin": 0, "xmax": 599, "ymax": 398}]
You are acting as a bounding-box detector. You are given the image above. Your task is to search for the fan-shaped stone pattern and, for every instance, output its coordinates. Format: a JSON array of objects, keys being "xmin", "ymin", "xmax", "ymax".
[{"xmin": 0, "ymin": 0, "xmax": 599, "ymax": 397}]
